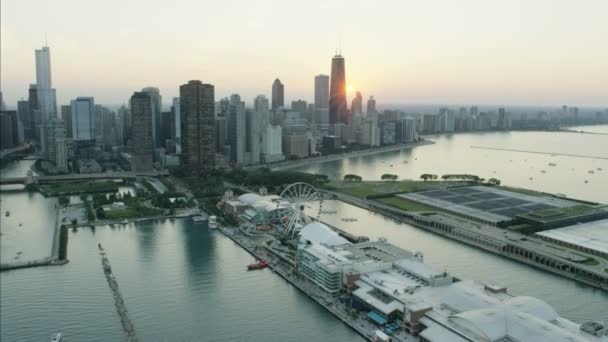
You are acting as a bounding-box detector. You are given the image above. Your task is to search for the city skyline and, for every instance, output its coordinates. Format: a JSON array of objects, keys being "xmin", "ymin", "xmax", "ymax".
[{"xmin": 2, "ymin": 0, "xmax": 608, "ymax": 107}]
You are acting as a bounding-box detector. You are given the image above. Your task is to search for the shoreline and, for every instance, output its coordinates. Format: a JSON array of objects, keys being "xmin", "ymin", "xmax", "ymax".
[{"xmin": 246, "ymin": 140, "xmax": 434, "ymax": 171}]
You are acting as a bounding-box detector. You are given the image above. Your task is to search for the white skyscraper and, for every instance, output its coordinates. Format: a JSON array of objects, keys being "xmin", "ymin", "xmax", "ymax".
[
  {"xmin": 261, "ymin": 125, "xmax": 284, "ymax": 163},
  {"xmin": 35, "ymin": 46, "xmax": 57, "ymax": 121}
]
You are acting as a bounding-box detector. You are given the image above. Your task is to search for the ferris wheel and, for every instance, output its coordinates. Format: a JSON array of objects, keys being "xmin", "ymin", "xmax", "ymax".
[{"xmin": 278, "ymin": 182, "xmax": 324, "ymax": 237}]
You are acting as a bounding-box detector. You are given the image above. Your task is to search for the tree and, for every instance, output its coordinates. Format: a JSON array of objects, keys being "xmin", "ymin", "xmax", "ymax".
[
  {"xmin": 344, "ymin": 174, "xmax": 362, "ymax": 182},
  {"xmin": 58, "ymin": 195, "xmax": 70, "ymax": 206},
  {"xmin": 420, "ymin": 174, "xmax": 437, "ymax": 181},
  {"xmin": 381, "ymin": 174, "xmax": 398, "ymax": 181},
  {"xmin": 487, "ymin": 178, "xmax": 501, "ymax": 185}
]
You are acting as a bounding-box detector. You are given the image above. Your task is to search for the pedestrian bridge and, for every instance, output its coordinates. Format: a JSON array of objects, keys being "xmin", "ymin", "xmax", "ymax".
[{"xmin": 0, "ymin": 170, "xmax": 169, "ymax": 185}]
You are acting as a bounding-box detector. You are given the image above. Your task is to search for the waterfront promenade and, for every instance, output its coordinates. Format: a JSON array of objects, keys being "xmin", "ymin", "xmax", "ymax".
[
  {"xmin": 320, "ymin": 189, "xmax": 608, "ymax": 291},
  {"xmin": 245, "ymin": 140, "xmax": 433, "ymax": 171}
]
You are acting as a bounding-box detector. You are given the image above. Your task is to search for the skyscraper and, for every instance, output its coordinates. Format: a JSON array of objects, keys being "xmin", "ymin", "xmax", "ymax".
[
  {"xmin": 141, "ymin": 87, "xmax": 162, "ymax": 148},
  {"xmin": 70, "ymin": 97, "xmax": 95, "ymax": 142},
  {"xmin": 228, "ymin": 94, "xmax": 246, "ymax": 165},
  {"xmin": 366, "ymin": 96, "xmax": 376, "ymax": 115},
  {"xmin": 130, "ymin": 92, "xmax": 154, "ymax": 171},
  {"xmin": 254, "ymin": 95, "xmax": 269, "ymax": 112},
  {"xmin": 351, "ymin": 91, "xmax": 363, "ymax": 115},
  {"xmin": 271, "ymin": 79, "xmax": 284, "ymax": 111},
  {"xmin": 314, "ymin": 75, "xmax": 329, "ymax": 110},
  {"xmin": 171, "ymin": 97, "xmax": 181, "ymax": 153},
  {"xmin": 329, "ymin": 54, "xmax": 347, "ymax": 125},
  {"xmin": 61, "ymin": 105, "xmax": 72, "ymax": 138},
  {"xmin": 44, "ymin": 117, "xmax": 65, "ymax": 165},
  {"xmin": 17, "ymin": 100, "xmax": 33, "ymax": 140},
  {"xmin": 35, "ymin": 46, "xmax": 57, "ymax": 121},
  {"xmin": 0, "ymin": 112, "xmax": 16, "ymax": 149},
  {"xmin": 246, "ymin": 109, "xmax": 261, "ymax": 165},
  {"xmin": 180, "ymin": 80, "xmax": 215, "ymax": 173},
  {"xmin": 291, "ymin": 100, "xmax": 308, "ymax": 114}
]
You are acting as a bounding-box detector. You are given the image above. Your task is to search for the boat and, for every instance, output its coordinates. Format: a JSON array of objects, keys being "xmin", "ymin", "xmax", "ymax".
[
  {"xmin": 18, "ymin": 223, "xmax": 22, "ymax": 227},
  {"xmin": 5, "ymin": 211, "xmax": 9, "ymax": 217},
  {"xmin": 541, "ymin": 170, "xmax": 546, "ymax": 173},
  {"xmin": 548, "ymin": 163, "xmax": 557, "ymax": 166},
  {"xmin": 403, "ymin": 160, "xmax": 408, "ymax": 164},
  {"xmin": 121, "ymin": 219, "xmax": 128, "ymax": 224},
  {"xmin": 51, "ymin": 332, "xmax": 63, "ymax": 342},
  {"xmin": 192, "ymin": 215, "xmax": 208, "ymax": 223},
  {"xmin": 208, "ymin": 215, "xmax": 218, "ymax": 229},
  {"xmin": 247, "ymin": 259, "xmax": 268, "ymax": 270},
  {"xmin": 588, "ymin": 170, "xmax": 595, "ymax": 174}
]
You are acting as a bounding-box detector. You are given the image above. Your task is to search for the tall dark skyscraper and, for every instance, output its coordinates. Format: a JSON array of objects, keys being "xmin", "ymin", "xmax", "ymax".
[
  {"xmin": 329, "ymin": 54, "xmax": 347, "ymax": 124},
  {"xmin": 271, "ymin": 78, "xmax": 284, "ymax": 111},
  {"xmin": 180, "ymin": 80, "xmax": 215, "ymax": 173},
  {"xmin": 130, "ymin": 92, "xmax": 154, "ymax": 171}
]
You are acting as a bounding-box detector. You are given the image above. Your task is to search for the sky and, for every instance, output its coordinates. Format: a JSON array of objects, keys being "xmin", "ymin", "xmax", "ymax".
[{"xmin": 1, "ymin": 0, "xmax": 608, "ymax": 108}]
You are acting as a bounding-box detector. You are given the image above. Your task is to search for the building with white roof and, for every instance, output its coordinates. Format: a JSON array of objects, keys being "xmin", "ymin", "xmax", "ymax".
[
  {"xmin": 536, "ymin": 219, "xmax": 608, "ymax": 258},
  {"xmin": 294, "ymin": 222, "xmax": 608, "ymax": 342}
]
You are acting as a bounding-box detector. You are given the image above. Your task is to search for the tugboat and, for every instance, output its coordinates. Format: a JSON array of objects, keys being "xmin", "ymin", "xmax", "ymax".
[
  {"xmin": 247, "ymin": 259, "xmax": 268, "ymax": 271},
  {"xmin": 51, "ymin": 332, "xmax": 63, "ymax": 342}
]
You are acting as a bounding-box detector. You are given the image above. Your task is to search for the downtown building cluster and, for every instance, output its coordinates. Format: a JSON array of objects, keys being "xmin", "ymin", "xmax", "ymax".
[{"xmin": 1, "ymin": 47, "xmax": 607, "ymax": 175}]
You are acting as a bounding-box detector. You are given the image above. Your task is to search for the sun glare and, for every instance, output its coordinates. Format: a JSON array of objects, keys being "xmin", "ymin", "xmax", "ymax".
[{"xmin": 347, "ymin": 85, "xmax": 354, "ymax": 92}]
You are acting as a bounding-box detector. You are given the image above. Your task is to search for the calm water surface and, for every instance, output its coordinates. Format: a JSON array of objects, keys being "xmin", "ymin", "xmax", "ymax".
[{"xmin": 2, "ymin": 128, "xmax": 608, "ymax": 341}]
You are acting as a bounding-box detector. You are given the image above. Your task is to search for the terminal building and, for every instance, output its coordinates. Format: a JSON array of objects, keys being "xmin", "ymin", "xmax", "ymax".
[{"xmin": 294, "ymin": 222, "xmax": 608, "ymax": 342}]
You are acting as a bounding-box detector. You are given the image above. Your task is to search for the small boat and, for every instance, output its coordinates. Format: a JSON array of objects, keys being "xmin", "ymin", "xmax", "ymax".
[
  {"xmin": 588, "ymin": 170, "xmax": 595, "ymax": 174},
  {"xmin": 584, "ymin": 180, "xmax": 589, "ymax": 184},
  {"xmin": 541, "ymin": 170, "xmax": 546, "ymax": 173},
  {"xmin": 598, "ymin": 168, "xmax": 603, "ymax": 171},
  {"xmin": 403, "ymin": 160, "xmax": 408, "ymax": 164},
  {"xmin": 18, "ymin": 223, "xmax": 22, "ymax": 227},
  {"xmin": 51, "ymin": 332, "xmax": 63, "ymax": 342},
  {"xmin": 247, "ymin": 260, "xmax": 268, "ymax": 270},
  {"xmin": 121, "ymin": 219, "xmax": 128, "ymax": 224},
  {"xmin": 548, "ymin": 163, "xmax": 557, "ymax": 166},
  {"xmin": 5, "ymin": 211, "xmax": 9, "ymax": 217},
  {"xmin": 208, "ymin": 215, "xmax": 218, "ymax": 229},
  {"xmin": 192, "ymin": 215, "xmax": 208, "ymax": 223}
]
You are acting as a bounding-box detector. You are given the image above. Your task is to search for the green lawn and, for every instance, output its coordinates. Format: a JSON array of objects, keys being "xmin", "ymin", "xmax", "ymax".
[
  {"xmin": 376, "ymin": 196, "xmax": 442, "ymax": 213},
  {"xmin": 40, "ymin": 181, "xmax": 119, "ymax": 196},
  {"xmin": 103, "ymin": 206, "xmax": 164, "ymax": 219},
  {"xmin": 326, "ymin": 180, "xmax": 462, "ymax": 198}
]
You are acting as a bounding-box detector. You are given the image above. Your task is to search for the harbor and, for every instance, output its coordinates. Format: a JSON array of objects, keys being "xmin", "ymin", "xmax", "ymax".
[{"xmin": 210, "ymin": 183, "xmax": 608, "ymax": 341}]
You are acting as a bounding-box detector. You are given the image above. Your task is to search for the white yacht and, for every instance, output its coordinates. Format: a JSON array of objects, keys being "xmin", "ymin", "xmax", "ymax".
[
  {"xmin": 208, "ymin": 215, "xmax": 218, "ymax": 229},
  {"xmin": 192, "ymin": 214, "xmax": 208, "ymax": 223}
]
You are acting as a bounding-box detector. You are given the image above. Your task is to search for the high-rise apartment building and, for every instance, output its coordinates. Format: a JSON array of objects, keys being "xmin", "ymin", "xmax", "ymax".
[
  {"xmin": 246, "ymin": 110, "xmax": 261, "ymax": 165},
  {"xmin": 43, "ymin": 117, "xmax": 65, "ymax": 164},
  {"xmin": 61, "ymin": 105, "xmax": 72, "ymax": 138},
  {"xmin": 71, "ymin": 97, "xmax": 95, "ymax": 142},
  {"xmin": 366, "ymin": 96, "xmax": 376, "ymax": 115},
  {"xmin": 179, "ymin": 80, "xmax": 215, "ymax": 173},
  {"xmin": 291, "ymin": 100, "xmax": 308, "ymax": 114},
  {"xmin": 130, "ymin": 92, "xmax": 154, "ymax": 171},
  {"xmin": 141, "ymin": 87, "xmax": 162, "ymax": 148},
  {"xmin": 17, "ymin": 100, "xmax": 33, "ymax": 140},
  {"xmin": 0, "ymin": 111, "xmax": 18, "ymax": 149},
  {"xmin": 171, "ymin": 97, "xmax": 181, "ymax": 153},
  {"xmin": 254, "ymin": 95, "xmax": 269, "ymax": 112},
  {"xmin": 271, "ymin": 79, "xmax": 284, "ymax": 111},
  {"xmin": 228, "ymin": 94, "xmax": 246, "ymax": 165},
  {"xmin": 261, "ymin": 125, "xmax": 284, "ymax": 163},
  {"xmin": 55, "ymin": 137, "xmax": 68, "ymax": 173},
  {"xmin": 329, "ymin": 54, "xmax": 347, "ymax": 125},
  {"xmin": 314, "ymin": 75, "xmax": 330, "ymax": 125},
  {"xmin": 351, "ymin": 91, "xmax": 363, "ymax": 115}
]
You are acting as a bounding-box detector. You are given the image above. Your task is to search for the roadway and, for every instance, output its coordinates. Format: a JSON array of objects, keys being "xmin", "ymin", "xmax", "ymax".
[{"xmin": 0, "ymin": 170, "xmax": 169, "ymax": 185}]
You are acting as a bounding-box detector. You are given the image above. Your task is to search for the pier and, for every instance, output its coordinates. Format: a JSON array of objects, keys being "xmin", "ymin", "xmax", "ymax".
[
  {"xmin": 470, "ymin": 145, "xmax": 608, "ymax": 160},
  {"xmin": 98, "ymin": 244, "xmax": 138, "ymax": 342}
]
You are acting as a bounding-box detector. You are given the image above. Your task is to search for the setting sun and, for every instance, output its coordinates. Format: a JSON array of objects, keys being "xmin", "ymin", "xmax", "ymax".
[{"xmin": 347, "ymin": 84, "xmax": 354, "ymax": 92}]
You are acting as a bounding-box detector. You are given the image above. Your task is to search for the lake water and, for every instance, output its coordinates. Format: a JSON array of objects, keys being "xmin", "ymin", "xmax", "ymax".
[{"xmin": 2, "ymin": 127, "xmax": 608, "ymax": 341}]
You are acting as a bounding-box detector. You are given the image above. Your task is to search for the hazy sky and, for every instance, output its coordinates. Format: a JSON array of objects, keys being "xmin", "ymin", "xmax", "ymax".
[{"xmin": 1, "ymin": 0, "xmax": 607, "ymax": 108}]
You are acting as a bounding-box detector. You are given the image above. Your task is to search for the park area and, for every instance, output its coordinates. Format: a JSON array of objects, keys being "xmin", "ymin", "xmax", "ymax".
[{"xmin": 324, "ymin": 180, "xmax": 465, "ymax": 199}]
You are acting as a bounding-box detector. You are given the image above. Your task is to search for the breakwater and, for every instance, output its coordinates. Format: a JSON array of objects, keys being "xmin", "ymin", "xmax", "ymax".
[{"xmin": 98, "ymin": 244, "xmax": 138, "ymax": 342}]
